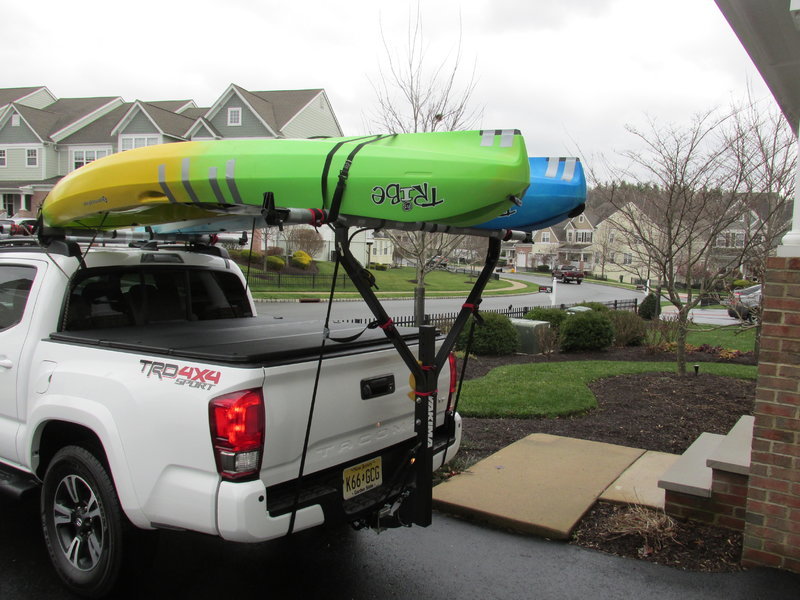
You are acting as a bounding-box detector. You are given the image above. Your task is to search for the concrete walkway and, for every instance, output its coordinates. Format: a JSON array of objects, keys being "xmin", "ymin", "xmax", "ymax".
[{"xmin": 433, "ymin": 433, "xmax": 679, "ymax": 539}]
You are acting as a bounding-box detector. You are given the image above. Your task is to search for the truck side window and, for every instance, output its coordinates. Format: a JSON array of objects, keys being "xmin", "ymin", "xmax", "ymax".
[{"xmin": 0, "ymin": 265, "xmax": 36, "ymax": 331}]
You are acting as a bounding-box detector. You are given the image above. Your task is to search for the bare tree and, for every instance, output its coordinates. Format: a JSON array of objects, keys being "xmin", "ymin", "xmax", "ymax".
[
  {"xmin": 727, "ymin": 97, "xmax": 796, "ymax": 281},
  {"xmin": 369, "ymin": 4, "xmax": 482, "ymax": 324},
  {"xmin": 600, "ymin": 110, "xmax": 769, "ymax": 375},
  {"xmin": 286, "ymin": 226, "xmax": 325, "ymax": 258}
]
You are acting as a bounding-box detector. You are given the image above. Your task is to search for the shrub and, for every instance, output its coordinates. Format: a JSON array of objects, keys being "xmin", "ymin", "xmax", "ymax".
[
  {"xmin": 455, "ymin": 312, "xmax": 519, "ymax": 356},
  {"xmin": 560, "ymin": 311, "xmax": 615, "ymax": 352},
  {"xmin": 524, "ymin": 307, "xmax": 568, "ymax": 331},
  {"xmin": 638, "ymin": 293, "xmax": 658, "ymax": 320},
  {"xmin": 266, "ymin": 255, "xmax": 285, "ymax": 271},
  {"xmin": 291, "ymin": 250, "xmax": 313, "ymax": 269},
  {"xmin": 731, "ymin": 279, "xmax": 752, "ymax": 289},
  {"xmin": 575, "ymin": 301, "xmax": 610, "ymax": 313},
  {"xmin": 607, "ymin": 311, "xmax": 647, "ymax": 347},
  {"xmin": 266, "ymin": 246, "xmax": 283, "ymax": 256},
  {"xmin": 536, "ymin": 264, "xmax": 552, "ymax": 273}
]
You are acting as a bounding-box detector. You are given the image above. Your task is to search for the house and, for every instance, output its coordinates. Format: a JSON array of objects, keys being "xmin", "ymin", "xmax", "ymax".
[
  {"xmin": 0, "ymin": 84, "xmax": 343, "ymax": 218},
  {"xmin": 513, "ymin": 225, "xmax": 564, "ymax": 270}
]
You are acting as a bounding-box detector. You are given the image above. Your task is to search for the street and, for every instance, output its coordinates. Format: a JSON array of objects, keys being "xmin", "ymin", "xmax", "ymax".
[
  {"xmin": 2, "ymin": 493, "xmax": 798, "ymax": 600},
  {"xmin": 253, "ymin": 274, "xmax": 646, "ymax": 322},
  {"xmin": 252, "ymin": 273, "xmax": 742, "ymax": 327}
]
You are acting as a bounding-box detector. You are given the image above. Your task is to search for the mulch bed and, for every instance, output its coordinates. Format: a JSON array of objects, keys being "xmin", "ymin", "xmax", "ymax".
[{"xmin": 452, "ymin": 346, "xmax": 756, "ymax": 572}]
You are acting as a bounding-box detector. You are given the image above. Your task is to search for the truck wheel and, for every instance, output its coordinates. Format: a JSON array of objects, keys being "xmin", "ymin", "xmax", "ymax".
[
  {"xmin": 562, "ymin": 277, "xmax": 568, "ymax": 283},
  {"xmin": 41, "ymin": 445, "xmax": 127, "ymax": 598},
  {"xmin": 576, "ymin": 280, "xmax": 582, "ymax": 285}
]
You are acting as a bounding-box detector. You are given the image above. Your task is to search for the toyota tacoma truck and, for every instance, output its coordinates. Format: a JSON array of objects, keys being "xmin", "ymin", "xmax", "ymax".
[
  {"xmin": 552, "ymin": 265, "xmax": 584, "ymax": 284},
  {"xmin": 0, "ymin": 237, "xmax": 461, "ymax": 597}
]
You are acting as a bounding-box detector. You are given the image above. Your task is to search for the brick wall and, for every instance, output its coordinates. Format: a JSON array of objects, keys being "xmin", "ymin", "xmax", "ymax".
[
  {"xmin": 665, "ymin": 470, "xmax": 749, "ymax": 530},
  {"xmin": 742, "ymin": 256, "xmax": 800, "ymax": 573}
]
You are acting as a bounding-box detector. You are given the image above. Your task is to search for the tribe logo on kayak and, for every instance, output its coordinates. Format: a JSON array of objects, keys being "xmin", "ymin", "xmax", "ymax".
[{"xmin": 371, "ymin": 183, "xmax": 444, "ymax": 212}]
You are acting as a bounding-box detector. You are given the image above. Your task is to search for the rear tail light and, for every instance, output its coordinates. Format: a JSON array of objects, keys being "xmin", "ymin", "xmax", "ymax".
[
  {"xmin": 209, "ymin": 388, "xmax": 265, "ymax": 481},
  {"xmin": 447, "ymin": 352, "xmax": 458, "ymax": 412}
]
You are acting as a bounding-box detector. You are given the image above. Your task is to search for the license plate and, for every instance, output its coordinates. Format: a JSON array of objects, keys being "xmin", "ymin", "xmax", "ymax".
[{"xmin": 343, "ymin": 457, "xmax": 383, "ymax": 500}]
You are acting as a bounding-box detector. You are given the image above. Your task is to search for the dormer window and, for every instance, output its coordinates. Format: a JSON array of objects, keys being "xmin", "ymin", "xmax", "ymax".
[
  {"xmin": 227, "ymin": 107, "xmax": 242, "ymax": 126},
  {"xmin": 11, "ymin": 114, "xmax": 21, "ymax": 127}
]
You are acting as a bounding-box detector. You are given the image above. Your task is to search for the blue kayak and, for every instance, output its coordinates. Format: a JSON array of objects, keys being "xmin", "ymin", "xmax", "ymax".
[{"xmin": 475, "ymin": 156, "xmax": 586, "ymax": 231}]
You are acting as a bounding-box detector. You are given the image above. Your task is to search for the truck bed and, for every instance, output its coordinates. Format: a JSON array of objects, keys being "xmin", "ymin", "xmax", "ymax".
[{"xmin": 49, "ymin": 316, "xmax": 420, "ymax": 366}]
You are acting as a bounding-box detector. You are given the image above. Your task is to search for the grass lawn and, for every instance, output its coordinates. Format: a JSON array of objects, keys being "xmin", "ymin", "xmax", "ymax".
[
  {"xmin": 248, "ymin": 262, "xmax": 539, "ymax": 298},
  {"xmin": 685, "ymin": 324, "xmax": 755, "ymax": 352},
  {"xmin": 457, "ymin": 360, "xmax": 757, "ymax": 419}
]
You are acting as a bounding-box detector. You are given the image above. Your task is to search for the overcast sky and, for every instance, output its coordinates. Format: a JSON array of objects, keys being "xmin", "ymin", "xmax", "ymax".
[{"xmin": 2, "ymin": 0, "xmax": 772, "ymax": 176}]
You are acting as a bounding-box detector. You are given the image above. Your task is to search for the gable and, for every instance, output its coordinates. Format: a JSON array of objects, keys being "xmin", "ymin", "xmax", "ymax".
[
  {"xmin": 0, "ymin": 109, "xmax": 42, "ymax": 143},
  {"xmin": 119, "ymin": 109, "xmax": 159, "ymax": 135},
  {"xmin": 208, "ymin": 93, "xmax": 272, "ymax": 138}
]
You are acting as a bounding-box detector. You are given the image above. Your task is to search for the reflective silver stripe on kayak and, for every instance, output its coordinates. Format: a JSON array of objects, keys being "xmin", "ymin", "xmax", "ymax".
[
  {"xmin": 182, "ymin": 158, "xmax": 201, "ymax": 204},
  {"xmin": 480, "ymin": 130, "xmax": 495, "ymax": 146},
  {"xmin": 208, "ymin": 167, "xmax": 227, "ymax": 204},
  {"xmin": 226, "ymin": 159, "xmax": 244, "ymax": 204},
  {"xmin": 158, "ymin": 164, "xmax": 178, "ymax": 203},
  {"xmin": 545, "ymin": 157, "xmax": 560, "ymax": 179},
  {"xmin": 499, "ymin": 129, "xmax": 515, "ymax": 147},
  {"xmin": 562, "ymin": 158, "xmax": 577, "ymax": 182}
]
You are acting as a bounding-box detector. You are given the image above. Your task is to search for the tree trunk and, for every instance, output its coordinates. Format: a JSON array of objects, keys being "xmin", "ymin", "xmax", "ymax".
[
  {"xmin": 675, "ymin": 306, "xmax": 690, "ymax": 376},
  {"xmin": 414, "ymin": 261, "xmax": 426, "ymax": 326}
]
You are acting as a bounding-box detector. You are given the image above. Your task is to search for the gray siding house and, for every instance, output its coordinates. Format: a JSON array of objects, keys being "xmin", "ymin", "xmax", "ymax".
[{"xmin": 0, "ymin": 84, "xmax": 344, "ymax": 217}]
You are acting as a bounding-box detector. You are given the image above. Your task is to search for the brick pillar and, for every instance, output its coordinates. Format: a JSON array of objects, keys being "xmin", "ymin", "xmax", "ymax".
[{"xmin": 742, "ymin": 256, "xmax": 800, "ymax": 573}]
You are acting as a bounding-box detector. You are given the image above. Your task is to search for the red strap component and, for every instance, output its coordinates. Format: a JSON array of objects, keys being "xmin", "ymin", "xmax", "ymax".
[
  {"xmin": 414, "ymin": 389, "xmax": 438, "ymax": 397},
  {"xmin": 307, "ymin": 208, "xmax": 326, "ymax": 227},
  {"xmin": 462, "ymin": 303, "xmax": 478, "ymax": 312},
  {"xmin": 380, "ymin": 319, "xmax": 395, "ymax": 331},
  {"xmin": 421, "ymin": 365, "xmax": 434, "ymax": 371}
]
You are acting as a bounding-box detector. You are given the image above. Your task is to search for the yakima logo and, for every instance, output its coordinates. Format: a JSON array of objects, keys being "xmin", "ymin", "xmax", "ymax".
[
  {"xmin": 139, "ymin": 359, "xmax": 221, "ymax": 390},
  {"xmin": 371, "ymin": 182, "xmax": 444, "ymax": 212}
]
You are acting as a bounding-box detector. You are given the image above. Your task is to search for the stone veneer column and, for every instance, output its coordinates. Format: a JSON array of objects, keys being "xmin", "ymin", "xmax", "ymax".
[{"xmin": 742, "ymin": 256, "xmax": 800, "ymax": 572}]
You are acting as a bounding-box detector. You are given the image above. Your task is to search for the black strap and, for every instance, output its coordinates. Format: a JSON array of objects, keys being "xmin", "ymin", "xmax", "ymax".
[
  {"xmin": 323, "ymin": 135, "xmax": 392, "ymax": 223},
  {"xmin": 326, "ymin": 320, "xmax": 380, "ymax": 344},
  {"xmin": 287, "ymin": 250, "xmax": 344, "ymax": 536}
]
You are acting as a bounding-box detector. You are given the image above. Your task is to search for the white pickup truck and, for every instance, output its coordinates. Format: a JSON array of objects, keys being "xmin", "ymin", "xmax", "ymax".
[{"xmin": 0, "ymin": 237, "xmax": 461, "ymax": 597}]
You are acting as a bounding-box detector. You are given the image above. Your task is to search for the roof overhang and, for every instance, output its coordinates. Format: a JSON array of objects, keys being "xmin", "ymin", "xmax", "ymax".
[{"xmin": 715, "ymin": 0, "xmax": 800, "ymax": 134}]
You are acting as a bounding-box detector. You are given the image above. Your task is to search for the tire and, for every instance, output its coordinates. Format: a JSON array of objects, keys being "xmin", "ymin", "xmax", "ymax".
[
  {"xmin": 40, "ymin": 445, "xmax": 128, "ymax": 598},
  {"xmin": 562, "ymin": 277, "xmax": 568, "ymax": 284},
  {"xmin": 576, "ymin": 279, "xmax": 582, "ymax": 285}
]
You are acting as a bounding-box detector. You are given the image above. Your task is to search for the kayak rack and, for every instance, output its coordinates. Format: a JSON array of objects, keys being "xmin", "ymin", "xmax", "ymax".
[{"xmin": 261, "ymin": 198, "xmax": 516, "ymax": 528}]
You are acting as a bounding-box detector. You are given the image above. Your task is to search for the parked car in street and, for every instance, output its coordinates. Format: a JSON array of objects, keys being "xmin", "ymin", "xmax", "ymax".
[{"xmin": 726, "ymin": 284, "xmax": 761, "ymax": 322}]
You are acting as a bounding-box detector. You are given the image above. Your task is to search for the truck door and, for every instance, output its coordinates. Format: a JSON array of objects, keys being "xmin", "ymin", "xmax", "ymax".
[{"xmin": 0, "ymin": 262, "xmax": 37, "ymax": 463}]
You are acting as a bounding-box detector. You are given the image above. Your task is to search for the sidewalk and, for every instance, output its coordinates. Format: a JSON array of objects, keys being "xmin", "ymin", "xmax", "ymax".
[{"xmin": 433, "ymin": 433, "xmax": 678, "ymax": 539}]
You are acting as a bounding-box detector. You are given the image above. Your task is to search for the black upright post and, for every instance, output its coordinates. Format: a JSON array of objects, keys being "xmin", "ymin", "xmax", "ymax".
[{"xmin": 413, "ymin": 325, "xmax": 437, "ymax": 527}]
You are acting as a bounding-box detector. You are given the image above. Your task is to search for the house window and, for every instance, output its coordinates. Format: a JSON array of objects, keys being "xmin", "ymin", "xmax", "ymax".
[
  {"xmin": 567, "ymin": 231, "xmax": 573, "ymax": 242},
  {"xmin": 227, "ymin": 107, "xmax": 242, "ymax": 126},
  {"xmin": 715, "ymin": 232, "xmax": 745, "ymax": 248},
  {"xmin": 120, "ymin": 136, "xmax": 159, "ymax": 151},
  {"xmin": 576, "ymin": 231, "xmax": 593, "ymax": 243},
  {"xmin": 578, "ymin": 215, "xmax": 585, "ymax": 223},
  {"xmin": 26, "ymin": 149, "xmax": 38, "ymax": 167},
  {"xmin": 11, "ymin": 114, "xmax": 20, "ymax": 127},
  {"xmin": 623, "ymin": 253, "xmax": 633, "ymax": 265},
  {"xmin": 72, "ymin": 149, "xmax": 109, "ymax": 171},
  {"xmin": 541, "ymin": 231, "xmax": 550, "ymax": 243},
  {"xmin": 0, "ymin": 149, "xmax": 5, "ymax": 167},
  {"xmin": 609, "ymin": 231, "xmax": 615, "ymax": 243}
]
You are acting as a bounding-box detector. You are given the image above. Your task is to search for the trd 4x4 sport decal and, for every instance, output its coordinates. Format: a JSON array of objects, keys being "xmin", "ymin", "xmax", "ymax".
[{"xmin": 139, "ymin": 359, "xmax": 221, "ymax": 391}]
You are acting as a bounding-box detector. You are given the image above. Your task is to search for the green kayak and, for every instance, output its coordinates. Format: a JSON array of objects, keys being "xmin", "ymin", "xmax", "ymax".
[{"xmin": 42, "ymin": 130, "xmax": 530, "ymax": 230}]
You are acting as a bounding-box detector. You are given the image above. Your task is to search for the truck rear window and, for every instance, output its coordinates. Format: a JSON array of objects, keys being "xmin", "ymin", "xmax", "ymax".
[{"xmin": 63, "ymin": 267, "xmax": 253, "ymax": 330}]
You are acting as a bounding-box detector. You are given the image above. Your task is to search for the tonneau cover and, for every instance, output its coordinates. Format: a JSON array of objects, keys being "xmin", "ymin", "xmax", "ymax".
[{"xmin": 49, "ymin": 316, "xmax": 419, "ymax": 366}]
